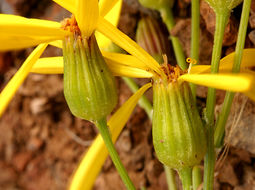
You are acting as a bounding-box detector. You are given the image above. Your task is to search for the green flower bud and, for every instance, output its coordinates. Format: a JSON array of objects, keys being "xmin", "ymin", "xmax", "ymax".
[
  {"xmin": 152, "ymin": 65, "xmax": 207, "ymax": 170},
  {"xmin": 138, "ymin": 0, "xmax": 174, "ymax": 11},
  {"xmin": 205, "ymin": 0, "xmax": 243, "ymax": 13},
  {"xmin": 136, "ymin": 17, "xmax": 170, "ymax": 64},
  {"xmin": 62, "ymin": 17, "xmax": 117, "ymax": 121}
]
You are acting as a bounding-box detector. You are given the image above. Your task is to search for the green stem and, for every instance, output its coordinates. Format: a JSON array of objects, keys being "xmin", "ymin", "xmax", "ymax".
[
  {"xmin": 204, "ymin": 12, "xmax": 229, "ymax": 190},
  {"xmin": 190, "ymin": 0, "xmax": 200, "ymax": 100},
  {"xmin": 164, "ymin": 166, "xmax": 178, "ymax": 190},
  {"xmin": 191, "ymin": 0, "xmax": 200, "ymax": 61},
  {"xmin": 205, "ymin": 12, "xmax": 229, "ymax": 123},
  {"xmin": 214, "ymin": 0, "xmax": 252, "ymax": 147},
  {"xmin": 178, "ymin": 167, "xmax": 193, "ymax": 190},
  {"xmin": 159, "ymin": 7, "xmax": 187, "ymax": 70},
  {"xmin": 192, "ymin": 166, "xmax": 202, "ymax": 190},
  {"xmin": 122, "ymin": 77, "xmax": 153, "ymax": 120},
  {"xmin": 95, "ymin": 118, "xmax": 136, "ymax": 190}
]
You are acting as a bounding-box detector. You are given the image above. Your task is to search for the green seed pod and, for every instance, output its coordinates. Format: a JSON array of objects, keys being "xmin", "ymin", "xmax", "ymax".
[
  {"xmin": 136, "ymin": 16, "xmax": 170, "ymax": 64},
  {"xmin": 152, "ymin": 67, "xmax": 207, "ymax": 170},
  {"xmin": 62, "ymin": 18, "xmax": 117, "ymax": 122},
  {"xmin": 205, "ymin": 0, "xmax": 243, "ymax": 13},
  {"xmin": 138, "ymin": 0, "xmax": 174, "ymax": 10}
]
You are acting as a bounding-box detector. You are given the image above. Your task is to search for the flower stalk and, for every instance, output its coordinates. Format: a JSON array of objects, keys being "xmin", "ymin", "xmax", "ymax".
[
  {"xmin": 204, "ymin": 0, "xmax": 243, "ymax": 188},
  {"xmin": 190, "ymin": 0, "xmax": 200, "ymax": 100},
  {"xmin": 204, "ymin": 13, "xmax": 229, "ymax": 190},
  {"xmin": 192, "ymin": 166, "xmax": 202, "ymax": 190},
  {"xmin": 95, "ymin": 119, "xmax": 136, "ymax": 190},
  {"xmin": 62, "ymin": 16, "xmax": 135, "ymax": 189},
  {"xmin": 178, "ymin": 167, "xmax": 193, "ymax": 190}
]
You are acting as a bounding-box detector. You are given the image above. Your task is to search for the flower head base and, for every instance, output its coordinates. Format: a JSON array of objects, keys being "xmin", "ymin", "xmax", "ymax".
[
  {"xmin": 62, "ymin": 17, "xmax": 117, "ymax": 121},
  {"xmin": 153, "ymin": 57, "xmax": 186, "ymax": 83},
  {"xmin": 205, "ymin": 0, "xmax": 243, "ymax": 13},
  {"xmin": 153, "ymin": 79, "xmax": 207, "ymax": 170},
  {"xmin": 61, "ymin": 16, "xmax": 81, "ymax": 36}
]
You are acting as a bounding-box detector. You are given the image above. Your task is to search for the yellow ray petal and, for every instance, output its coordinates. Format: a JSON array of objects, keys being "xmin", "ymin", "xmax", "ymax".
[
  {"xmin": 243, "ymin": 70, "xmax": 255, "ymax": 101},
  {"xmin": 179, "ymin": 73, "xmax": 254, "ymax": 93},
  {"xmin": 69, "ymin": 83, "xmax": 152, "ymax": 190},
  {"xmin": 102, "ymin": 52, "xmax": 148, "ymax": 70},
  {"xmin": 106, "ymin": 59, "xmax": 153, "ymax": 78},
  {"xmin": 0, "ymin": 44, "xmax": 48, "ymax": 117},
  {"xmin": 52, "ymin": 0, "xmax": 75, "ymax": 14},
  {"xmin": 96, "ymin": 0, "xmax": 122, "ymax": 48},
  {"xmin": 99, "ymin": 0, "xmax": 119, "ymax": 17},
  {"xmin": 97, "ymin": 16, "xmax": 162, "ymax": 75},
  {"xmin": 189, "ymin": 65, "xmax": 211, "ymax": 74},
  {"xmin": 31, "ymin": 57, "xmax": 63, "ymax": 74},
  {"xmin": 190, "ymin": 49, "xmax": 255, "ymax": 74},
  {"xmin": 0, "ymin": 36, "xmax": 61, "ymax": 51},
  {"xmin": 32, "ymin": 56, "xmax": 152, "ymax": 78},
  {"xmin": 0, "ymin": 14, "xmax": 69, "ymax": 37},
  {"xmin": 75, "ymin": 0, "xmax": 99, "ymax": 37},
  {"xmin": 220, "ymin": 48, "xmax": 255, "ymax": 69}
]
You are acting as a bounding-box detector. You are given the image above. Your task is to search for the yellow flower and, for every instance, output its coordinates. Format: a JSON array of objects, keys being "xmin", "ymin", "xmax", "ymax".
[{"xmin": 0, "ymin": 0, "xmax": 153, "ymax": 117}]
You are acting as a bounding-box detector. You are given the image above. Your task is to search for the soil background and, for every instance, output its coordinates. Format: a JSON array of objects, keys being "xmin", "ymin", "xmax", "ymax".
[{"xmin": 1, "ymin": 0, "xmax": 255, "ymax": 189}]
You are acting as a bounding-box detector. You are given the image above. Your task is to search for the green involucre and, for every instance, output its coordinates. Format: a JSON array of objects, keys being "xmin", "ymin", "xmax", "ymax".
[
  {"xmin": 63, "ymin": 33, "xmax": 117, "ymax": 121},
  {"xmin": 152, "ymin": 80, "xmax": 207, "ymax": 170}
]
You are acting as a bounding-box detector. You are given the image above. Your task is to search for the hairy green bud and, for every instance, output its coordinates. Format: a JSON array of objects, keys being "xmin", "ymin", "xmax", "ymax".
[
  {"xmin": 152, "ymin": 65, "xmax": 207, "ymax": 170},
  {"xmin": 136, "ymin": 16, "xmax": 170, "ymax": 64},
  {"xmin": 62, "ymin": 17, "xmax": 117, "ymax": 121}
]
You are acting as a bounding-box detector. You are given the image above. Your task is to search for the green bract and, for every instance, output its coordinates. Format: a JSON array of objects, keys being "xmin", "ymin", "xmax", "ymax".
[
  {"xmin": 63, "ymin": 29, "xmax": 117, "ymax": 121},
  {"xmin": 205, "ymin": 0, "xmax": 243, "ymax": 13},
  {"xmin": 136, "ymin": 17, "xmax": 169, "ymax": 64},
  {"xmin": 152, "ymin": 77, "xmax": 207, "ymax": 170}
]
